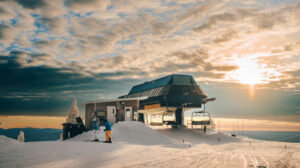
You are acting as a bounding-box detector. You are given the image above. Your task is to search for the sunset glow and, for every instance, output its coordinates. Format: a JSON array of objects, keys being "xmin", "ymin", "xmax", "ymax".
[{"xmin": 0, "ymin": 116, "xmax": 65, "ymax": 129}]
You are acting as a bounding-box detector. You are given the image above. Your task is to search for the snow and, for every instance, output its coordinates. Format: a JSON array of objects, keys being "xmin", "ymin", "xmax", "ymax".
[
  {"xmin": 69, "ymin": 122, "xmax": 177, "ymax": 146},
  {"xmin": 1, "ymin": 121, "xmax": 300, "ymax": 168},
  {"xmin": 0, "ymin": 135, "xmax": 21, "ymax": 151},
  {"xmin": 111, "ymin": 121, "xmax": 177, "ymax": 145}
]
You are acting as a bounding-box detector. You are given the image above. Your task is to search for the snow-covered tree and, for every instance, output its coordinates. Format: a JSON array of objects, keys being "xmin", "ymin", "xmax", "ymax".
[{"xmin": 66, "ymin": 99, "xmax": 79, "ymax": 124}]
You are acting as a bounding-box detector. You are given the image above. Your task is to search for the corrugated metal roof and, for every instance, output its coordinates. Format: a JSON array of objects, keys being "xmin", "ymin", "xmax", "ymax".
[{"xmin": 128, "ymin": 75, "xmax": 172, "ymax": 94}]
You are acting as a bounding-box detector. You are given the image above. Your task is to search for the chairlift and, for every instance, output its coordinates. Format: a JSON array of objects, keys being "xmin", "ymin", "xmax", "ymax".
[
  {"xmin": 162, "ymin": 111, "xmax": 176, "ymax": 125},
  {"xmin": 149, "ymin": 114, "xmax": 163, "ymax": 126},
  {"xmin": 191, "ymin": 104, "xmax": 212, "ymax": 132}
]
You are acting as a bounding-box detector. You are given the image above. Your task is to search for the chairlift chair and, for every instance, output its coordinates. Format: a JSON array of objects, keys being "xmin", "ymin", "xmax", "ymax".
[
  {"xmin": 191, "ymin": 103, "xmax": 212, "ymax": 132},
  {"xmin": 191, "ymin": 111, "xmax": 211, "ymax": 127},
  {"xmin": 162, "ymin": 111, "xmax": 176, "ymax": 125},
  {"xmin": 149, "ymin": 114, "xmax": 164, "ymax": 126}
]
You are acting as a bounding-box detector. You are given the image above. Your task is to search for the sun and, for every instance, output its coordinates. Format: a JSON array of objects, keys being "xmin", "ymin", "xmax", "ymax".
[
  {"xmin": 225, "ymin": 54, "xmax": 281, "ymax": 99},
  {"xmin": 234, "ymin": 57, "xmax": 263, "ymax": 86},
  {"xmin": 225, "ymin": 56, "xmax": 265, "ymax": 99},
  {"xmin": 226, "ymin": 53, "xmax": 281, "ymax": 87}
]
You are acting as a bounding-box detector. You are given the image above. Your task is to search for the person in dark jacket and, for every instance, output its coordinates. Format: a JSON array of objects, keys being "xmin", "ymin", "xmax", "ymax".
[{"xmin": 104, "ymin": 119, "xmax": 112, "ymax": 143}]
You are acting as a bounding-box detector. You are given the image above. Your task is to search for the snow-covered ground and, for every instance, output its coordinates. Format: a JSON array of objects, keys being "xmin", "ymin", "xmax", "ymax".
[{"xmin": 1, "ymin": 121, "xmax": 299, "ymax": 168}]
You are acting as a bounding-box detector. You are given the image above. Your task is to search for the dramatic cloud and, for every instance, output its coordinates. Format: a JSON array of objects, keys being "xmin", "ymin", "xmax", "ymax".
[
  {"xmin": 14, "ymin": 0, "xmax": 46, "ymax": 9},
  {"xmin": 0, "ymin": 0, "xmax": 299, "ymax": 120}
]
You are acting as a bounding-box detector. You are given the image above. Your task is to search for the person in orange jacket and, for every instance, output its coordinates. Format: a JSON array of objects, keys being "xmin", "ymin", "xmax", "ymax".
[{"xmin": 104, "ymin": 119, "xmax": 112, "ymax": 143}]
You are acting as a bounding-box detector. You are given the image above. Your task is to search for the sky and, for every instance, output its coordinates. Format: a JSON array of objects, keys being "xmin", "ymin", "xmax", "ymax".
[{"xmin": 0, "ymin": 0, "xmax": 299, "ymax": 128}]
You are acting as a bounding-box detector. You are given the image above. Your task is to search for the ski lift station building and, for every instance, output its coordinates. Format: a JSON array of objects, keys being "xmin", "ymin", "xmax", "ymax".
[{"xmin": 84, "ymin": 74, "xmax": 214, "ymax": 129}]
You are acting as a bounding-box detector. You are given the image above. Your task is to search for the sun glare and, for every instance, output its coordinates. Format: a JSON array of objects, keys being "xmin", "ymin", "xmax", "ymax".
[
  {"xmin": 225, "ymin": 56, "xmax": 266, "ymax": 99},
  {"xmin": 225, "ymin": 54, "xmax": 282, "ymax": 99},
  {"xmin": 235, "ymin": 57, "xmax": 263, "ymax": 86},
  {"xmin": 226, "ymin": 53, "xmax": 281, "ymax": 88}
]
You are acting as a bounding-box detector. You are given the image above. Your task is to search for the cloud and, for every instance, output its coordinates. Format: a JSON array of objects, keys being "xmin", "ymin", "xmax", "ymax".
[
  {"xmin": 2, "ymin": 50, "xmax": 59, "ymax": 68},
  {"xmin": 193, "ymin": 12, "xmax": 238, "ymax": 32},
  {"xmin": 78, "ymin": 17, "xmax": 108, "ymax": 32},
  {"xmin": 143, "ymin": 48, "xmax": 238, "ymax": 80},
  {"xmin": 178, "ymin": 0, "xmax": 225, "ymax": 23},
  {"xmin": 28, "ymin": 53, "xmax": 55, "ymax": 66},
  {"xmin": 0, "ymin": 50, "xmax": 146, "ymax": 115},
  {"xmin": 0, "ymin": 50, "xmax": 143, "ymax": 92},
  {"xmin": 65, "ymin": 0, "xmax": 109, "ymax": 13},
  {"xmin": 0, "ymin": 24, "xmax": 10, "ymax": 39},
  {"xmin": 213, "ymin": 29, "xmax": 238, "ymax": 43},
  {"xmin": 69, "ymin": 13, "xmax": 155, "ymax": 56},
  {"xmin": 0, "ymin": 1, "xmax": 36, "ymax": 48},
  {"xmin": 254, "ymin": 13, "xmax": 284, "ymax": 30},
  {"xmin": 205, "ymin": 65, "xmax": 238, "ymax": 72},
  {"xmin": 5, "ymin": 50, "xmax": 28, "ymax": 66},
  {"xmin": 191, "ymin": 3, "xmax": 300, "ymax": 35},
  {"xmin": 251, "ymin": 3, "xmax": 300, "ymax": 32},
  {"xmin": 150, "ymin": 21, "xmax": 172, "ymax": 35},
  {"xmin": 0, "ymin": 55, "xmax": 9, "ymax": 64},
  {"xmin": 170, "ymin": 49, "xmax": 238, "ymax": 72},
  {"xmin": 1, "ymin": 0, "xmax": 298, "ymax": 87},
  {"xmin": 0, "ymin": 5, "xmax": 16, "ymax": 20},
  {"xmin": 111, "ymin": 0, "xmax": 160, "ymax": 13},
  {"xmin": 255, "ymin": 68, "xmax": 300, "ymax": 90},
  {"xmin": 271, "ymin": 42, "xmax": 299, "ymax": 53},
  {"xmin": 38, "ymin": 17, "xmax": 66, "ymax": 34},
  {"xmin": 0, "ymin": 0, "xmax": 299, "ymax": 119},
  {"xmin": 14, "ymin": 0, "xmax": 46, "ymax": 9},
  {"xmin": 14, "ymin": 0, "xmax": 66, "ymax": 18}
]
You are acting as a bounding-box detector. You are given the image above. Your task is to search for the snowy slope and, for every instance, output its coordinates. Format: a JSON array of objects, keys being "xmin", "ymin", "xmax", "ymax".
[
  {"xmin": 111, "ymin": 121, "xmax": 177, "ymax": 145},
  {"xmin": 1, "ymin": 122, "xmax": 299, "ymax": 168},
  {"xmin": 69, "ymin": 121, "xmax": 178, "ymax": 146}
]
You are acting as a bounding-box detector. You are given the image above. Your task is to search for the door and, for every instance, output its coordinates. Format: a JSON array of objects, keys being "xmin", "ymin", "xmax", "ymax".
[
  {"xmin": 124, "ymin": 107, "xmax": 132, "ymax": 121},
  {"xmin": 107, "ymin": 106, "xmax": 116, "ymax": 124}
]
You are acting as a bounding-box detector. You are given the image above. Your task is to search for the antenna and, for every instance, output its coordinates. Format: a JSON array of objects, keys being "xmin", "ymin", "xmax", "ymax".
[{"xmin": 237, "ymin": 120, "xmax": 239, "ymax": 136}]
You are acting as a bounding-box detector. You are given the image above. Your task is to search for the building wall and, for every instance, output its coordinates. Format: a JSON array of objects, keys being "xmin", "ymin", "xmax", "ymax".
[
  {"xmin": 85, "ymin": 104, "xmax": 95, "ymax": 129},
  {"xmin": 96, "ymin": 102, "xmax": 116, "ymax": 113},
  {"xmin": 116, "ymin": 100, "xmax": 138, "ymax": 121},
  {"xmin": 85, "ymin": 100, "xmax": 139, "ymax": 130}
]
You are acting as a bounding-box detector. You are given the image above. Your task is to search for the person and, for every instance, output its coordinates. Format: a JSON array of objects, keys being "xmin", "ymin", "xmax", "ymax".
[
  {"xmin": 92, "ymin": 112, "xmax": 99, "ymax": 141},
  {"xmin": 104, "ymin": 119, "xmax": 112, "ymax": 143}
]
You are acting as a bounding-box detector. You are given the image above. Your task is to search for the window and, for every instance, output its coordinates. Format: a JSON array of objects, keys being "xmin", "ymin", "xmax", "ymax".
[{"xmin": 173, "ymin": 76, "xmax": 192, "ymax": 85}]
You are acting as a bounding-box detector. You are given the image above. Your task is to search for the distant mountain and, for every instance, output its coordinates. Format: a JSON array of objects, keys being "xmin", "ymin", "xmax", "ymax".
[
  {"xmin": 227, "ymin": 131, "xmax": 300, "ymax": 143},
  {"xmin": 0, "ymin": 128, "xmax": 62, "ymax": 142}
]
